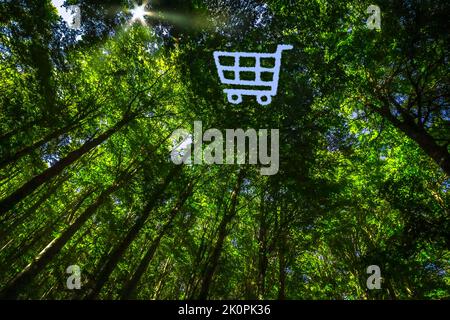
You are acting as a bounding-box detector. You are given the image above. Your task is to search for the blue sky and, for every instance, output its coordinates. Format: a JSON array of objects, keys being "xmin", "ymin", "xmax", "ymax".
[{"xmin": 51, "ymin": 0, "xmax": 77, "ymax": 25}]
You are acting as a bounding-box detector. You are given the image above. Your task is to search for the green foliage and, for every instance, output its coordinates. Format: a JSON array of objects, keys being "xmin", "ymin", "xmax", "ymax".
[{"xmin": 0, "ymin": 0, "xmax": 448, "ymax": 300}]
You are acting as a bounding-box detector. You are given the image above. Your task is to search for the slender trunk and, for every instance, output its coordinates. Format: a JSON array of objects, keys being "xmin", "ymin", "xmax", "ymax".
[
  {"xmin": 198, "ymin": 170, "xmax": 244, "ymax": 300},
  {"xmin": 0, "ymin": 122, "xmax": 77, "ymax": 170},
  {"xmin": 0, "ymin": 173, "xmax": 70, "ymax": 242},
  {"xmin": 0, "ymin": 104, "xmax": 99, "ymax": 170},
  {"xmin": 186, "ymin": 227, "xmax": 208, "ymax": 298},
  {"xmin": 151, "ymin": 257, "xmax": 171, "ymax": 299},
  {"xmin": 257, "ymin": 198, "xmax": 268, "ymax": 299},
  {"xmin": 0, "ymin": 113, "xmax": 135, "ymax": 214},
  {"xmin": 0, "ymin": 118, "xmax": 42, "ymax": 144},
  {"xmin": 84, "ymin": 166, "xmax": 182, "ymax": 299},
  {"xmin": 278, "ymin": 239, "xmax": 286, "ymax": 300},
  {"xmin": 40, "ymin": 283, "xmax": 57, "ymax": 300},
  {"xmin": 120, "ymin": 180, "xmax": 193, "ymax": 299},
  {"xmin": 187, "ymin": 197, "xmax": 225, "ymax": 298},
  {"xmin": 277, "ymin": 205, "xmax": 287, "ymax": 300},
  {"xmin": 0, "ymin": 167, "xmax": 21, "ymax": 187},
  {"xmin": 3, "ymin": 188, "xmax": 94, "ymax": 265},
  {"xmin": 384, "ymin": 277, "xmax": 397, "ymax": 300},
  {"xmin": 4, "ymin": 218, "xmax": 60, "ymax": 267},
  {"xmin": 0, "ymin": 164, "xmax": 136, "ymax": 299}
]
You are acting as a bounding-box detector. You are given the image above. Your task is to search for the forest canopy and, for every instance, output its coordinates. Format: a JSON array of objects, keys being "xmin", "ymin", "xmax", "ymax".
[{"xmin": 0, "ymin": 0, "xmax": 449, "ymax": 300}]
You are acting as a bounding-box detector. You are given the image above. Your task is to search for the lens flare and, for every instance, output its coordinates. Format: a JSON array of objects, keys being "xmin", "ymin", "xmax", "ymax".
[{"xmin": 130, "ymin": 2, "xmax": 151, "ymax": 26}]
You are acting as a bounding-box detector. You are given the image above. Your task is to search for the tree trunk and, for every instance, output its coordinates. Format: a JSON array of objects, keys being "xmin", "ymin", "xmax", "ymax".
[
  {"xmin": 83, "ymin": 166, "xmax": 182, "ymax": 299},
  {"xmin": 0, "ymin": 173, "xmax": 71, "ymax": 242},
  {"xmin": 198, "ymin": 170, "xmax": 244, "ymax": 300},
  {"xmin": 4, "ymin": 187, "xmax": 95, "ymax": 266},
  {"xmin": 0, "ymin": 113, "xmax": 135, "ymax": 214},
  {"xmin": 278, "ymin": 240, "xmax": 286, "ymax": 300},
  {"xmin": 0, "ymin": 122, "xmax": 77, "ymax": 170},
  {"xmin": 277, "ymin": 205, "xmax": 287, "ymax": 300},
  {"xmin": 375, "ymin": 105, "xmax": 450, "ymax": 176},
  {"xmin": 0, "ymin": 104, "xmax": 99, "ymax": 170},
  {"xmin": 257, "ymin": 197, "xmax": 268, "ymax": 299},
  {"xmin": 151, "ymin": 257, "xmax": 171, "ymax": 299},
  {"xmin": 120, "ymin": 180, "xmax": 193, "ymax": 299},
  {"xmin": 0, "ymin": 164, "xmax": 136, "ymax": 299},
  {"xmin": 0, "ymin": 117, "xmax": 43, "ymax": 144},
  {"xmin": 186, "ymin": 227, "xmax": 208, "ymax": 298}
]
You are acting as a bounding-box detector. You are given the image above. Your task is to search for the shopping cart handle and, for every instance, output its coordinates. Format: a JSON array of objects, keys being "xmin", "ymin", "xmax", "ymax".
[{"xmin": 277, "ymin": 44, "xmax": 294, "ymax": 52}]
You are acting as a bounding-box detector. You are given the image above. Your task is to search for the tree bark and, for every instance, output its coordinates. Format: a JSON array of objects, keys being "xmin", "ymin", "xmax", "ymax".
[
  {"xmin": 0, "ymin": 164, "xmax": 136, "ymax": 299},
  {"xmin": 0, "ymin": 174, "xmax": 69, "ymax": 242},
  {"xmin": 0, "ymin": 122, "xmax": 77, "ymax": 170},
  {"xmin": 151, "ymin": 257, "xmax": 171, "ymax": 299},
  {"xmin": 375, "ymin": 104, "xmax": 450, "ymax": 176},
  {"xmin": 0, "ymin": 113, "xmax": 135, "ymax": 214},
  {"xmin": 198, "ymin": 170, "xmax": 244, "ymax": 300},
  {"xmin": 83, "ymin": 166, "xmax": 182, "ymax": 299},
  {"xmin": 0, "ymin": 104, "xmax": 99, "ymax": 170},
  {"xmin": 257, "ymin": 197, "xmax": 268, "ymax": 299},
  {"xmin": 120, "ymin": 180, "xmax": 194, "ymax": 299},
  {"xmin": 278, "ymin": 236, "xmax": 286, "ymax": 300}
]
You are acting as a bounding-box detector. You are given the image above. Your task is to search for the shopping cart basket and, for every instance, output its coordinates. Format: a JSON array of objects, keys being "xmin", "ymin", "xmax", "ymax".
[{"xmin": 213, "ymin": 44, "xmax": 293, "ymax": 106}]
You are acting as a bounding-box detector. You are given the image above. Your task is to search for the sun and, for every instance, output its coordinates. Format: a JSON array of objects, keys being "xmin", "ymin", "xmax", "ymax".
[{"xmin": 130, "ymin": 2, "xmax": 151, "ymax": 26}]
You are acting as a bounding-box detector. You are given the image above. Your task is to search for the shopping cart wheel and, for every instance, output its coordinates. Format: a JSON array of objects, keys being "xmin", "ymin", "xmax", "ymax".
[
  {"xmin": 227, "ymin": 92, "xmax": 243, "ymax": 104},
  {"xmin": 257, "ymin": 94, "xmax": 272, "ymax": 106}
]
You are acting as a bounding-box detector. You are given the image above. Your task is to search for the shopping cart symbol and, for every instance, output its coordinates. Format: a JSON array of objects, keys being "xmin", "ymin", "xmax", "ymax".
[{"xmin": 213, "ymin": 44, "xmax": 293, "ymax": 105}]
